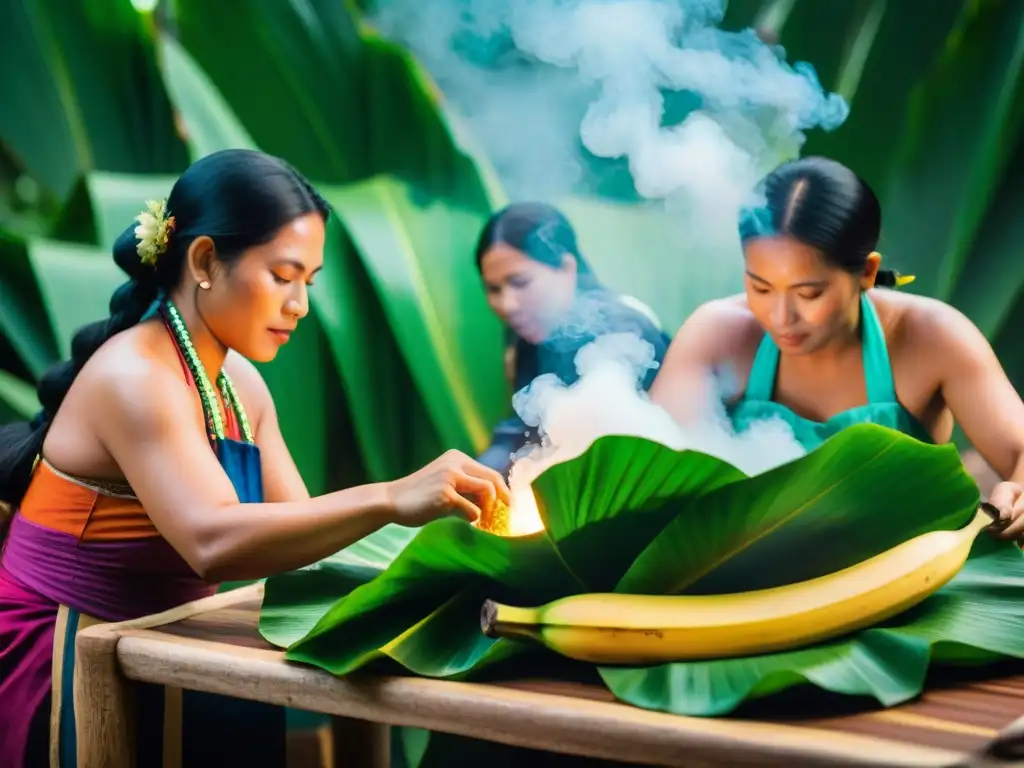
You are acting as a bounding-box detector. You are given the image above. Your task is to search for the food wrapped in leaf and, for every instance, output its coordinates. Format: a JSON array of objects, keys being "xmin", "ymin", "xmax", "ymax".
[{"xmin": 260, "ymin": 422, "xmax": 1024, "ymax": 716}]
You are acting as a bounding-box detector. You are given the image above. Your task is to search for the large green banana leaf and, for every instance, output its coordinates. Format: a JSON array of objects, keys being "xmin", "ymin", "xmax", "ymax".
[
  {"xmin": 879, "ymin": 0, "xmax": 1024, "ymax": 303},
  {"xmin": 260, "ymin": 424, "xmax": 1024, "ymax": 716},
  {"xmin": 0, "ymin": 231, "xmax": 59, "ymax": 379},
  {"xmin": 797, "ymin": 0, "xmax": 967, "ymax": 193},
  {"xmin": 153, "ymin": 37, "xmax": 462, "ymax": 480},
  {"xmin": 0, "ymin": 0, "xmax": 187, "ymax": 200},
  {"xmin": 171, "ymin": 0, "xmax": 500, "ymax": 210},
  {"xmin": 54, "ymin": 173, "xmax": 176, "ymax": 251},
  {"xmin": 0, "ymin": 370, "xmax": 39, "ymax": 424},
  {"xmin": 156, "ymin": 34, "xmax": 258, "ymax": 161},
  {"xmin": 312, "ymin": 210, "xmax": 448, "ymax": 480},
  {"xmin": 323, "ymin": 179, "xmax": 507, "ymax": 455},
  {"xmin": 24, "ymin": 239, "xmax": 125, "ymax": 358}
]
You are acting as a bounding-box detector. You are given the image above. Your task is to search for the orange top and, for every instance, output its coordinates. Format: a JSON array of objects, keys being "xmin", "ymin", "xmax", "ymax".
[{"xmin": 17, "ymin": 334, "xmax": 243, "ymax": 543}]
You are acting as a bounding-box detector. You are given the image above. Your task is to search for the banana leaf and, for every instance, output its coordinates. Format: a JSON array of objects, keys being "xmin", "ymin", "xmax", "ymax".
[
  {"xmin": 154, "ymin": 38, "xmax": 461, "ymax": 480},
  {"xmin": 24, "ymin": 239, "xmax": 125, "ymax": 358},
  {"xmin": 752, "ymin": 0, "xmax": 865, "ymax": 101},
  {"xmin": 325, "ymin": 178, "xmax": 507, "ymax": 455},
  {"xmin": 0, "ymin": 0, "xmax": 187, "ymax": 199},
  {"xmin": 156, "ymin": 34, "xmax": 258, "ymax": 161},
  {"xmin": 787, "ymin": 0, "xmax": 965, "ymax": 192},
  {"xmin": 0, "ymin": 231, "xmax": 59, "ymax": 378},
  {"xmin": 252, "ymin": 309, "xmax": 354, "ymax": 497},
  {"xmin": 310, "ymin": 205, "xmax": 447, "ymax": 480},
  {"xmin": 263, "ymin": 517, "xmax": 576, "ymax": 677},
  {"xmin": 260, "ymin": 523, "xmax": 416, "ymax": 649},
  {"xmin": 0, "ymin": 370, "xmax": 39, "ymax": 424},
  {"xmin": 53, "ymin": 173, "xmax": 177, "ymax": 251},
  {"xmin": 873, "ymin": 0, "xmax": 1024, "ymax": 302},
  {"xmin": 172, "ymin": 0, "xmax": 499, "ymax": 209},
  {"xmin": 260, "ymin": 424, "xmax": 1024, "ymax": 716},
  {"xmin": 957, "ymin": 123, "xmax": 1024, "ymax": 343}
]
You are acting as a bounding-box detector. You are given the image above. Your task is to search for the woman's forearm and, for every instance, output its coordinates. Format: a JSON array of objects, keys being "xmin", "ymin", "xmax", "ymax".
[
  {"xmin": 195, "ymin": 482, "xmax": 398, "ymax": 582},
  {"xmin": 1006, "ymin": 453, "xmax": 1024, "ymax": 486}
]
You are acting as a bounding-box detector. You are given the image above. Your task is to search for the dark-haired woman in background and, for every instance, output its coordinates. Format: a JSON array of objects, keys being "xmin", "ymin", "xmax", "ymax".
[
  {"xmin": 474, "ymin": 202, "xmax": 671, "ymax": 476},
  {"xmin": 649, "ymin": 155, "xmax": 1024, "ymax": 539},
  {"xmin": 0, "ymin": 149, "xmax": 509, "ymax": 767}
]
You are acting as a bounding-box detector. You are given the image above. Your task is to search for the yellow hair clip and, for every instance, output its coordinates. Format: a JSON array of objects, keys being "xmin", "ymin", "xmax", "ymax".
[{"xmin": 895, "ymin": 273, "xmax": 916, "ymax": 287}]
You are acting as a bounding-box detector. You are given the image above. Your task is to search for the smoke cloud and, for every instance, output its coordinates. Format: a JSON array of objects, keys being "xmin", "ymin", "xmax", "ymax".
[
  {"xmin": 503, "ymin": 333, "xmax": 806, "ymax": 535},
  {"xmin": 365, "ymin": 0, "xmax": 844, "ymax": 529},
  {"xmin": 368, "ymin": 0, "xmax": 847, "ymax": 235}
]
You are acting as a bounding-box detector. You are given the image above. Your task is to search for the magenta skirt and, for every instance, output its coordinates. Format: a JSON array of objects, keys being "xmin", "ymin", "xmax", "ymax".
[{"xmin": 0, "ymin": 566, "xmax": 56, "ymax": 767}]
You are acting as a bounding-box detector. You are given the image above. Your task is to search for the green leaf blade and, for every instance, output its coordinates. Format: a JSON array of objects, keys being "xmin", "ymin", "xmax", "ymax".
[
  {"xmin": 264, "ymin": 518, "xmax": 576, "ymax": 677},
  {"xmin": 531, "ymin": 434, "xmax": 747, "ymax": 591},
  {"xmin": 617, "ymin": 425, "xmax": 979, "ymax": 596},
  {"xmin": 325, "ymin": 178, "xmax": 506, "ymax": 455},
  {"xmin": 0, "ymin": 370, "xmax": 40, "ymax": 422},
  {"xmin": 0, "ymin": 0, "xmax": 187, "ymax": 198},
  {"xmin": 157, "ymin": 33, "xmax": 259, "ymax": 160}
]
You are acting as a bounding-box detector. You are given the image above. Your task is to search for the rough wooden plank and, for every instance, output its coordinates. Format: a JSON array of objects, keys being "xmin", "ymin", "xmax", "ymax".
[
  {"xmin": 73, "ymin": 584, "xmax": 265, "ymax": 767},
  {"xmin": 112, "ymin": 631, "xmax": 963, "ymax": 768},
  {"xmin": 74, "ymin": 622, "xmax": 136, "ymax": 768},
  {"xmin": 149, "ymin": 598, "xmax": 1024, "ymax": 755}
]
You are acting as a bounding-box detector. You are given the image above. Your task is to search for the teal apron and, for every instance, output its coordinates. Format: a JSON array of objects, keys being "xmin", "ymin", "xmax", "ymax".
[{"xmin": 727, "ymin": 291, "xmax": 934, "ymax": 448}]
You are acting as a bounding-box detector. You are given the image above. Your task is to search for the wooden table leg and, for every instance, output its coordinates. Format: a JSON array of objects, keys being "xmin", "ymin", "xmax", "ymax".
[
  {"xmin": 75, "ymin": 625, "xmax": 135, "ymax": 768},
  {"xmin": 982, "ymin": 711, "xmax": 1024, "ymax": 762},
  {"xmin": 329, "ymin": 716, "xmax": 390, "ymax": 768}
]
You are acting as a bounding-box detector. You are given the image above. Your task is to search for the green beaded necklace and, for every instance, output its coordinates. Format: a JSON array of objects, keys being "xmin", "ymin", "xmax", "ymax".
[{"xmin": 160, "ymin": 299, "xmax": 254, "ymax": 446}]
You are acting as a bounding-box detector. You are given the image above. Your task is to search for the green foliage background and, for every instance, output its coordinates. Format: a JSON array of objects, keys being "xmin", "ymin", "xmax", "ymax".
[{"xmin": 1, "ymin": 0, "xmax": 1022, "ymax": 494}]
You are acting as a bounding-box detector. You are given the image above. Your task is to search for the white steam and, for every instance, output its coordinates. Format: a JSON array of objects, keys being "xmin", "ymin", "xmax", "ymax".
[
  {"xmin": 365, "ymin": 0, "xmax": 843, "ymax": 531},
  {"xmin": 504, "ymin": 334, "xmax": 806, "ymax": 535},
  {"xmin": 368, "ymin": 0, "xmax": 847, "ymax": 229}
]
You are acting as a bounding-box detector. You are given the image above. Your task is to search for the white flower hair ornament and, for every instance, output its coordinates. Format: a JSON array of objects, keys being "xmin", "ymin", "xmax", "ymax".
[{"xmin": 134, "ymin": 198, "xmax": 176, "ymax": 266}]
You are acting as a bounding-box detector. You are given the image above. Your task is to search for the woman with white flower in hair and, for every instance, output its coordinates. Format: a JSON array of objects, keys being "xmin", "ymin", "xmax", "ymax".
[{"xmin": 0, "ymin": 149, "xmax": 510, "ymax": 767}]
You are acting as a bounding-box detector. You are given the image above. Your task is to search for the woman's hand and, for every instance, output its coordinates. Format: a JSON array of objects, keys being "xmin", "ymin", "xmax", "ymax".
[
  {"xmin": 385, "ymin": 450, "xmax": 512, "ymax": 527},
  {"xmin": 987, "ymin": 481, "xmax": 1024, "ymax": 540}
]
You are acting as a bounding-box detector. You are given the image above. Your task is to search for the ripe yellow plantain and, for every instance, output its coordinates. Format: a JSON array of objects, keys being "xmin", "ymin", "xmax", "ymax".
[{"xmin": 480, "ymin": 505, "xmax": 997, "ymax": 665}]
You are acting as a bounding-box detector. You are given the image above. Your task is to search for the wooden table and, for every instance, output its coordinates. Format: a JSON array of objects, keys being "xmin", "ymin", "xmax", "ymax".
[{"xmin": 74, "ymin": 583, "xmax": 1024, "ymax": 768}]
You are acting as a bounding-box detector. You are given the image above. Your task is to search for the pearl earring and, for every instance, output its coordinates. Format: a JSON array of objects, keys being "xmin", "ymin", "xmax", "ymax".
[{"xmin": 199, "ymin": 280, "xmax": 211, "ymax": 290}]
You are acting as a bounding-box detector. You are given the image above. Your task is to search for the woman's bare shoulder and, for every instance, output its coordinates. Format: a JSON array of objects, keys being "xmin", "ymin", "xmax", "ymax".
[
  {"xmin": 872, "ymin": 289, "xmax": 988, "ymax": 353},
  {"xmin": 39, "ymin": 321, "xmax": 203, "ymax": 475},
  {"xmin": 674, "ymin": 294, "xmax": 765, "ymax": 361},
  {"xmin": 76, "ymin": 322, "xmax": 200, "ymax": 422}
]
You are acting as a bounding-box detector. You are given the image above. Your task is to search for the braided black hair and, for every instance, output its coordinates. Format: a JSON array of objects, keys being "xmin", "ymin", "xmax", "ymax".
[{"xmin": 0, "ymin": 149, "xmax": 330, "ymax": 507}]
